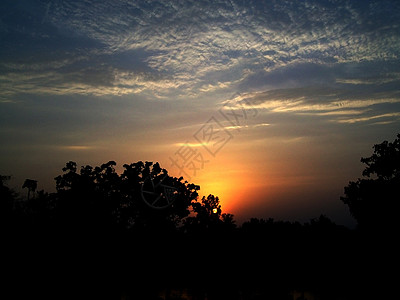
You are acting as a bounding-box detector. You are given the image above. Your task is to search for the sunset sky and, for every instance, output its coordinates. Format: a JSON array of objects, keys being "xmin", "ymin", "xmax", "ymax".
[{"xmin": 1, "ymin": 0, "xmax": 400, "ymax": 227}]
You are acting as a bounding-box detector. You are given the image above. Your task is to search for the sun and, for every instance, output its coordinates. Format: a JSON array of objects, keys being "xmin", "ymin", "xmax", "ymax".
[{"xmin": 193, "ymin": 169, "xmax": 250, "ymax": 214}]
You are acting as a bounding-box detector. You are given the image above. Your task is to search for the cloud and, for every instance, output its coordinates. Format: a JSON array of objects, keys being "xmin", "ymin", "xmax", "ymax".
[
  {"xmin": 58, "ymin": 145, "xmax": 94, "ymax": 151},
  {"xmin": 227, "ymin": 85, "xmax": 400, "ymax": 125},
  {"xmin": 336, "ymin": 112, "xmax": 400, "ymax": 124},
  {"xmin": 174, "ymin": 142, "xmax": 208, "ymax": 148},
  {"xmin": 0, "ymin": 0, "xmax": 399, "ymax": 100},
  {"xmin": 223, "ymin": 122, "xmax": 270, "ymax": 131}
]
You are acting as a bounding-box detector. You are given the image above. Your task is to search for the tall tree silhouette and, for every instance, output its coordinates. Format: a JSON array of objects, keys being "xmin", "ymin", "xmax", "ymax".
[
  {"xmin": 53, "ymin": 160, "xmax": 200, "ymax": 235},
  {"xmin": 341, "ymin": 133, "xmax": 400, "ymax": 232},
  {"xmin": 184, "ymin": 194, "xmax": 236, "ymax": 234},
  {"xmin": 22, "ymin": 179, "xmax": 37, "ymax": 201},
  {"xmin": 119, "ymin": 161, "xmax": 199, "ymax": 233},
  {"xmin": 1, "ymin": 175, "xmax": 18, "ymax": 231}
]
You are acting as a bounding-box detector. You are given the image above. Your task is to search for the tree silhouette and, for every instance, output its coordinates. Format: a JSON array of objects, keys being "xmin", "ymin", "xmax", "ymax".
[
  {"xmin": 1, "ymin": 175, "xmax": 17, "ymax": 230},
  {"xmin": 22, "ymin": 179, "xmax": 37, "ymax": 201},
  {"xmin": 0, "ymin": 175, "xmax": 13, "ymax": 210},
  {"xmin": 53, "ymin": 160, "xmax": 200, "ymax": 235},
  {"xmin": 184, "ymin": 194, "xmax": 236, "ymax": 235},
  {"xmin": 341, "ymin": 133, "xmax": 400, "ymax": 232}
]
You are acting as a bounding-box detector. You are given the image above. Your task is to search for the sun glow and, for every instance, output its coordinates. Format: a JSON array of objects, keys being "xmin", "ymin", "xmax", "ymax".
[{"xmin": 192, "ymin": 165, "xmax": 255, "ymax": 215}]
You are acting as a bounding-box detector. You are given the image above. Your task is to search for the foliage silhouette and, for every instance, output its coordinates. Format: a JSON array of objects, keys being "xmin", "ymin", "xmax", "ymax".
[
  {"xmin": 1, "ymin": 157, "xmax": 388, "ymax": 299},
  {"xmin": 53, "ymin": 160, "xmax": 201, "ymax": 237},
  {"xmin": 184, "ymin": 194, "xmax": 236, "ymax": 235},
  {"xmin": 22, "ymin": 178, "xmax": 37, "ymax": 201},
  {"xmin": 1, "ymin": 175, "xmax": 18, "ymax": 231},
  {"xmin": 341, "ymin": 133, "xmax": 400, "ymax": 233}
]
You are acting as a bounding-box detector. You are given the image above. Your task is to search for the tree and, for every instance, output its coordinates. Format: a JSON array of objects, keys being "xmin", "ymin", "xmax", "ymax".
[
  {"xmin": 119, "ymin": 161, "xmax": 199, "ymax": 233},
  {"xmin": 22, "ymin": 179, "xmax": 37, "ymax": 201},
  {"xmin": 186, "ymin": 194, "xmax": 221, "ymax": 230},
  {"xmin": 341, "ymin": 133, "xmax": 400, "ymax": 232},
  {"xmin": 53, "ymin": 160, "xmax": 200, "ymax": 235},
  {"xmin": 1, "ymin": 175, "xmax": 17, "ymax": 229},
  {"xmin": 0, "ymin": 175, "xmax": 13, "ymax": 210},
  {"xmin": 184, "ymin": 194, "xmax": 236, "ymax": 233}
]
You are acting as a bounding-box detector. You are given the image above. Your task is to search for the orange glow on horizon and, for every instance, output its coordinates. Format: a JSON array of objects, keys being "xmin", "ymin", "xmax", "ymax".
[
  {"xmin": 191, "ymin": 165, "xmax": 263, "ymax": 215},
  {"xmin": 160, "ymin": 145, "xmax": 278, "ymax": 216},
  {"xmin": 158, "ymin": 135, "xmax": 334, "ymax": 222}
]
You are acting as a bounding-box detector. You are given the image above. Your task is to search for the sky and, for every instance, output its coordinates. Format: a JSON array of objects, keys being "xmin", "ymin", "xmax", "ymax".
[{"xmin": 1, "ymin": 0, "xmax": 400, "ymax": 227}]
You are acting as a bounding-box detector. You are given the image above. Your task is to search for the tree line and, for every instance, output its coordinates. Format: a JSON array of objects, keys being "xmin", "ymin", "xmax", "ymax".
[
  {"xmin": 1, "ymin": 133, "xmax": 398, "ymax": 300},
  {"xmin": 2, "ymin": 134, "xmax": 399, "ymax": 237}
]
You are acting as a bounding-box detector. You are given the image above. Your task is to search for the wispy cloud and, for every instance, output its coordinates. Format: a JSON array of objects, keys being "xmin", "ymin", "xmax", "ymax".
[
  {"xmin": 174, "ymin": 142, "xmax": 208, "ymax": 148},
  {"xmin": 305, "ymin": 109, "xmax": 369, "ymax": 116},
  {"xmin": 336, "ymin": 112, "xmax": 400, "ymax": 124},
  {"xmin": 224, "ymin": 122, "xmax": 271, "ymax": 131},
  {"xmin": 226, "ymin": 86, "xmax": 400, "ymax": 125},
  {"xmin": 336, "ymin": 74, "xmax": 400, "ymax": 85},
  {"xmin": 1, "ymin": 0, "xmax": 399, "ymax": 100},
  {"xmin": 58, "ymin": 145, "xmax": 94, "ymax": 151}
]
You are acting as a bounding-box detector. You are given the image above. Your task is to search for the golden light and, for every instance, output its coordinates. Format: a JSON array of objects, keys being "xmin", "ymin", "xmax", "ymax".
[
  {"xmin": 212, "ymin": 208, "xmax": 218, "ymax": 214},
  {"xmin": 160, "ymin": 140, "xmax": 274, "ymax": 217}
]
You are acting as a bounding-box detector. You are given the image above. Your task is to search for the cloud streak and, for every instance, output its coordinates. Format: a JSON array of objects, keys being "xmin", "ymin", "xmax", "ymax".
[
  {"xmin": 1, "ymin": 0, "xmax": 399, "ymax": 100},
  {"xmin": 227, "ymin": 85, "xmax": 400, "ymax": 125}
]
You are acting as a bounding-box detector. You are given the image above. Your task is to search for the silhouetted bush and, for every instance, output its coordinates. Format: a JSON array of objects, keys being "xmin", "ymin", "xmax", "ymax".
[{"xmin": 341, "ymin": 133, "xmax": 400, "ymax": 234}]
